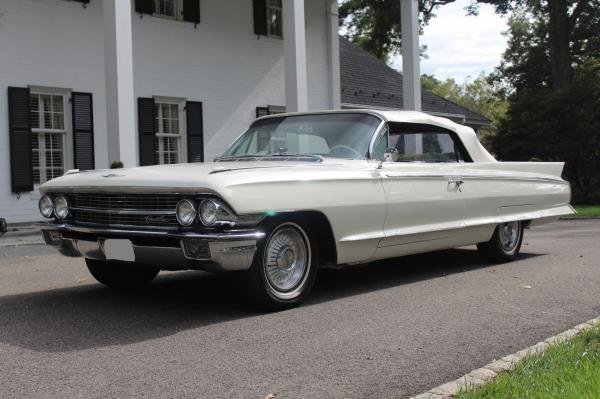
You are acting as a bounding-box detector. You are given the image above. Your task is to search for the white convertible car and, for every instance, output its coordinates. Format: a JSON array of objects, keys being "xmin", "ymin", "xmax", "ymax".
[{"xmin": 39, "ymin": 110, "xmax": 574, "ymax": 308}]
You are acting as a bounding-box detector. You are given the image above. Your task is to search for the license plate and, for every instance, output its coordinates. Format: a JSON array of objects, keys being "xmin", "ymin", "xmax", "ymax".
[{"xmin": 103, "ymin": 239, "xmax": 135, "ymax": 262}]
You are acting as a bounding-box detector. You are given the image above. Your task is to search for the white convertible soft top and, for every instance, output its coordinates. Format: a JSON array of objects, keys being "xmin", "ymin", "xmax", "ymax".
[
  {"xmin": 373, "ymin": 110, "xmax": 497, "ymax": 163},
  {"xmin": 257, "ymin": 109, "xmax": 497, "ymax": 163}
]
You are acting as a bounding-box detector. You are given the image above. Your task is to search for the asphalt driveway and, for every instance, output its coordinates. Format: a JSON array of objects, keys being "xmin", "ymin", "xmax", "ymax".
[{"xmin": 1, "ymin": 220, "xmax": 598, "ymax": 398}]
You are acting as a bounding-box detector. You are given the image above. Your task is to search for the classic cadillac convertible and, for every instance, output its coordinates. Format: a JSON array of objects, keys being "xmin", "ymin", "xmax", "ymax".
[{"xmin": 39, "ymin": 110, "xmax": 574, "ymax": 308}]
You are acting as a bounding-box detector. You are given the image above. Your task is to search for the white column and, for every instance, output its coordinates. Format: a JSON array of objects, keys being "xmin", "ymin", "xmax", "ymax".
[
  {"xmin": 401, "ymin": 0, "xmax": 421, "ymax": 111},
  {"xmin": 283, "ymin": 0, "xmax": 308, "ymax": 112},
  {"xmin": 327, "ymin": 0, "xmax": 341, "ymax": 109},
  {"xmin": 103, "ymin": 0, "xmax": 137, "ymax": 167}
]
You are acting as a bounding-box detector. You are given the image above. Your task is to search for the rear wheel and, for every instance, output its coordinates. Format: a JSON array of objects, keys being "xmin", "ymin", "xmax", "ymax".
[
  {"xmin": 246, "ymin": 220, "xmax": 318, "ymax": 310},
  {"xmin": 86, "ymin": 259, "xmax": 159, "ymax": 288},
  {"xmin": 477, "ymin": 221, "xmax": 524, "ymax": 262}
]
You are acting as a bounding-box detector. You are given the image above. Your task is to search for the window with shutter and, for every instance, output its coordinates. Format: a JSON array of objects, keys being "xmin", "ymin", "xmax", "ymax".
[
  {"xmin": 8, "ymin": 87, "xmax": 33, "ymax": 193},
  {"xmin": 137, "ymin": 0, "xmax": 200, "ymax": 25}
]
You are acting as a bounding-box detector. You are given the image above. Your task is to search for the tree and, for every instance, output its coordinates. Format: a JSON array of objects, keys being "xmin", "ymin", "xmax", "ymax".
[
  {"xmin": 339, "ymin": 0, "xmax": 456, "ymax": 61},
  {"xmin": 490, "ymin": 60, "xmax": 600, "ymax": 202},
  {"xmin": 488, "ymin": 9, "xmax": 600, "ymax": 202},
  {"xmin": 421, "ymin": 73, "xmax": 508, "ymax": 141},
  {"xmin": 340, "ymin": 0, "xmax": 600, "ymax": 89}
]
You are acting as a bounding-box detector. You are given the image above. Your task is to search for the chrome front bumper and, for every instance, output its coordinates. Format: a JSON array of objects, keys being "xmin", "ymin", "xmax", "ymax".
[{"xmin": 40, "ymin": 223, "xmax": 265, "ymax": 272}]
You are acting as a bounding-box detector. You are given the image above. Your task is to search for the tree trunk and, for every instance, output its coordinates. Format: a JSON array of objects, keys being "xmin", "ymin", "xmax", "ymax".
[{"xmin": 547, "ymin": 0, "xmax": 572, "ymax": 89}]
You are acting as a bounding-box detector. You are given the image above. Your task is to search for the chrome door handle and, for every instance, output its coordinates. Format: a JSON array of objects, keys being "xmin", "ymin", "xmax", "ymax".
[{"xmin": 448, "ymin": 179, "xmax": 464, "ymax": 192}]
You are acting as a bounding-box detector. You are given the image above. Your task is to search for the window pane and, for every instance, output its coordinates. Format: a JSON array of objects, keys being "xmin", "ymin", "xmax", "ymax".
[
  {"xmin": 51, "ymin": 95, "xmax": 63, "ymax": 113},
  {"xmin": 267, "ymin": 9, "xmax": 282, "ymax": 38},
  {"xmin": 53, "ymin": 113, "xmax": 64, "ymax": 130},
  {"xmin": 156, "ymin": 0, "xmax": 176, "ymax": 17},
  {"xmin": 30, "ymin": 96, "xmax": 40, "ymax": 129},
  {"xmin": 41, "ymin": 95, "xmax": 51, "ymax": 113},
  {"xmin": 41, "ymin": 112, "xmax": 51, "ymax": 129},
  {"xmin": 155, "ymin": 102, "xmax": 181, "ymax": 164},
  {"xmin": 387, "ymin": 125, "xmax": 464, "ymax": 163}
]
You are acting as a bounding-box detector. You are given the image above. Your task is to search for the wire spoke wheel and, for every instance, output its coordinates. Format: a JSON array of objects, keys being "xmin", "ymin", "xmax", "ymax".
[{"xmin": 262, "ymin": 223, "xmax": 311, "ymax": 300}]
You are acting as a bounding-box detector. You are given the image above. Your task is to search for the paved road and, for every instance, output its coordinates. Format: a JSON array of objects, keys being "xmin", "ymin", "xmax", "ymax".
[{"xmin": 1, "ymin": 220, "xmax": 599, "ymax": 399}]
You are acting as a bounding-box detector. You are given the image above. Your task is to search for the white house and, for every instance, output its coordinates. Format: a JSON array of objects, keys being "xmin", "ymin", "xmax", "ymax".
[
  {"xmin": 0, "ymin": 0, "xmax": 347, "ymax": 222},
  {"xmin": 1, "ymin": 0, "xmax": 429, "ymax": 224}
]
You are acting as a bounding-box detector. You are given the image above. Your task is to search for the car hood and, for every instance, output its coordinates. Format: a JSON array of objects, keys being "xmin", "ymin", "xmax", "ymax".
[{"xmin": 39, "ymin": 159, "xmax": 374, "ymax": 195}]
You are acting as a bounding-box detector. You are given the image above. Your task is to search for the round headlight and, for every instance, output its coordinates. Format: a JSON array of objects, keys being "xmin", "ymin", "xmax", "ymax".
[
  {"xmin": 39, "ymin": 195, "xmax": 54, "ymax": 218},
  {"xmin": 176, "ymin": 199, "xmax": 197, "ymax": 226},
  {"xmin": 53, "ymin": 196, "xmax": 70, "ymax": 219},
  {"xmin": 199, "ymin": 199, "xmax": 218, "ymax": 226}
]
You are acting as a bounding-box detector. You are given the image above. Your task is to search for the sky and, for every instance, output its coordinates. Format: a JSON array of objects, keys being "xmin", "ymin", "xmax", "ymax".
[{"xmin": 390, "ymin": 0, "xmax": 509, "ymax": 83}]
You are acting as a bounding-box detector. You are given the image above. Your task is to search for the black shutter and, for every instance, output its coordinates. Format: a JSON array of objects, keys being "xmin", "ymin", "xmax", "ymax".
[
  {"xmin": 71, "ymin": 92, "xmax": 95, "ymax": 171},
  {"xmin": 182, "ymin": 0, "xmax": 200, "ymax": 26},
  {"xmin": 253, "ymin": 0, "xmax": 267, "ymax": 36},
  {"xmin": 186, "ymin": 101, "xmax": 204, "ymax": 162},
  {"xmin": 138, "ymin": 97, "xmax": 156, "ymax": 166},
  {"xmin": 135, "ymin": 0, "xmax": 154, "ymax": 15},
  {"xmin": 8, "ymin": 87, "xmax": 33, "ymax": 193}
]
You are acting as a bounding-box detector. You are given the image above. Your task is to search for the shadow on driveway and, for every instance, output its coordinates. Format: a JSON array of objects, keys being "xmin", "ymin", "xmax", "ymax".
[{"xmin": 0, "ymin": 248, "xmax": 543, "ymax": 353}]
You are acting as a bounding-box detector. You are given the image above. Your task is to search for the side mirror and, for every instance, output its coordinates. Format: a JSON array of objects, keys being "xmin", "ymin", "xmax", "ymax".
[
  {"xmin": 383, "ymin": 148, "xmax": 400, "ymax": 163},
  {"xmin": 377, "ymin": 148, "xmax": 400, "ymax": 169}
]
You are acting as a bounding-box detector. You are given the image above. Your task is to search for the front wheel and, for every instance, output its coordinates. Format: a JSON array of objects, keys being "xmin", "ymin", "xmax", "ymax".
[
  {"xmin": 246, "ymin": 221, "xmax": 318, "ymax": 310},
  {"xmin": 86, "ymin": 259, "xmax": 159, "ymax": 288},
  {"xmin": 477, "ymin": 221, "xmax": 524, "ymax": 262}
]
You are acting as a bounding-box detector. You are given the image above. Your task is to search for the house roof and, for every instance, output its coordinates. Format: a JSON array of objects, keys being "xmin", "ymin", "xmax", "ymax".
[{"xmin": 339, "ymin": 38, "xmax": 490, "ymax": 126}]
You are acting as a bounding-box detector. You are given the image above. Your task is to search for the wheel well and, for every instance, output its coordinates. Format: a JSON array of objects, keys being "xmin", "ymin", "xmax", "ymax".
[{"xmin": 261, "ymin": 211, "xmax": 338, "ymax": 267}]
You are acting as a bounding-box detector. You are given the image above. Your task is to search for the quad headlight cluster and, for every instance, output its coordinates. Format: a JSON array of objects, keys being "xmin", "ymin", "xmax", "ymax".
[
  {"xmin": 39, "ymin": 193, "xmax": 250, "ymax": 228},
  {"xmin": 38, "ymin": 195, "xmax": 70, "ymax": 220},
  {"xmin": 176, "ymin": 198, "xmax": 237, "ymax": 227}
]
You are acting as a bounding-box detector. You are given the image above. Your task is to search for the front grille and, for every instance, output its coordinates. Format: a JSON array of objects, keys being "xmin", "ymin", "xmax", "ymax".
[
  {"xmin": 71, "ymin": 209, "xmax": 178, "ymax": 227},
  {"xmin": 70, "ymin": 193, "xmax": 180, "ymax": 211},
  {"xmin": 68, "ymin": 193, "xmax": 180, "ymax": 228}
]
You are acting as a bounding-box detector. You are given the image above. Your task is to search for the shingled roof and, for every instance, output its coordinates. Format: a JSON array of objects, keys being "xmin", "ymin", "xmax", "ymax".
[{"xmin": 339, "ymin": 38, "xmax": 490, "ymax": 126}]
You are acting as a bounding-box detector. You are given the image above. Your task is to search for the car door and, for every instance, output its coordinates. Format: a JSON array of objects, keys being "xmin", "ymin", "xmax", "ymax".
[{"xmin": 373, "ymin": 122, "xmax": 469, "ymax": 254}]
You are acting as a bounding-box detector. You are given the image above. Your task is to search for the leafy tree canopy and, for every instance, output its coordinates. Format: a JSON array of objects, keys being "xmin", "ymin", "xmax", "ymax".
[
  {"xmin": 421, "ymin": 73, "xmax": 508, "ymax": 142},
  {"xmin": 339, "ymin": 0, "xmax": 511, "ymax": 62}
]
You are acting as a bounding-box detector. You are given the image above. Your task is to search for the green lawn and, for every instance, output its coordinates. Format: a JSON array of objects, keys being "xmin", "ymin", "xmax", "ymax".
[
  {"xmin": 456, "ymin": 325, "xmax": 600, "ymax": 399},
  {"xmin": 573, "ymin": 205, "xmax": 600, "ymax": 217}
]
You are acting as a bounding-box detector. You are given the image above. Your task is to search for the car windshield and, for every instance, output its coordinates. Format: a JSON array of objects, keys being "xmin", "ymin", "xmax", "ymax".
[{"xmin": 220, "ymin": 113, "xmax": 382, "ymax": 160}]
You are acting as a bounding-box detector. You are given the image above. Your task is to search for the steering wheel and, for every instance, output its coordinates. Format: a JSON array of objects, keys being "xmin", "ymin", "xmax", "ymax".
[{"xmin": 329, "ymin": 145, "xmax": 363, "ymax": 159}]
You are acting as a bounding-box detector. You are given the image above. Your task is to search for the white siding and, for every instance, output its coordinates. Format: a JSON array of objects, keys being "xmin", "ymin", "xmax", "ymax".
[{"xmin": 0, "ymin": 0, "xmax": 332, "ymax": 222}]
